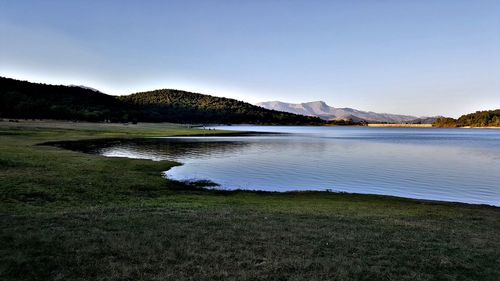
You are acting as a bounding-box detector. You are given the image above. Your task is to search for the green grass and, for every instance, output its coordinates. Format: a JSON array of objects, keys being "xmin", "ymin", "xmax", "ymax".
[{"xmin": 1, "ymin": 120, "xmax": 499, "ymax": 280}]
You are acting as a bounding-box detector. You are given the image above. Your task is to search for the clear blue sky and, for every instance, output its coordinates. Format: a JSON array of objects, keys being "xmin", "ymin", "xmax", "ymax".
[{"xmin": 1, "ymin": 0, "xmax": 499, "ymax": 117}]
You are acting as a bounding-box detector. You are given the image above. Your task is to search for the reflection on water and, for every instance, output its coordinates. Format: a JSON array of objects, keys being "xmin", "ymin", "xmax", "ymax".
[
  {"xmin": 57, "ymin": 127, "xmax": 500, "ymax": 206},
  {"xmin": 99, "ymin": 139, "xmax": 250, "ymax": 161}
]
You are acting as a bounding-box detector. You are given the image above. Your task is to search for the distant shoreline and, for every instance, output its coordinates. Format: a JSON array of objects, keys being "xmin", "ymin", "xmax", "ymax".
[
  {"xmin": 460, "ymin": 126, "xmax": 500, "ymax": 129},
  {"xmin": 367, "ymin": 123, "xmax": 433, "ymax": 128},
  {"xmin": 3, "ymin": 119, "xmax": 500, "ymax": 129},
  {"xmin": 367, "ymin": 123, "xmax": 500, "ymax": 129}
]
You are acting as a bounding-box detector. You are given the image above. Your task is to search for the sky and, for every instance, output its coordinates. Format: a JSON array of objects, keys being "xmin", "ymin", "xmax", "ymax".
[{"xmin": 1, "ymin": 0, "xmax": 499, "ymax": 117}]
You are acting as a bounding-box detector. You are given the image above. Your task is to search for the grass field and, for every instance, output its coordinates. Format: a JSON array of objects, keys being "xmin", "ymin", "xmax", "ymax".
[{"xmin": 1, "ymin": 121, "xmax": 499, "ymax": 281}]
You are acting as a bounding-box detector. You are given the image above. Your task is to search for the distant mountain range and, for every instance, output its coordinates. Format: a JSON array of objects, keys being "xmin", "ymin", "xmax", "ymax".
[{"xmin": 257, "ymin": 101, "xmax": 439, "ymax": 123}]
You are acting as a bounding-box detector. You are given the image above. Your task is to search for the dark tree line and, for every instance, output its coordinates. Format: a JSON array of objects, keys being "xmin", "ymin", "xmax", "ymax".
[
  {"xmin": 326, "ymin": 119, "xmax": 368, "ymax": 126},
  {"xmin": 0, "ymin": 77, "xmax": 130, "ymax": 122},
  {"xmin": 0, "ymin": 77, "xmax": 323, "ymax": 125},
  {"xmin": 434, "ymin": 110, "xmax": 500, "ymax": 127}
]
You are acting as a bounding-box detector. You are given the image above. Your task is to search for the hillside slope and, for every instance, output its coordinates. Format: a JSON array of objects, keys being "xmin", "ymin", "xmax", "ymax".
[
  {"xmin": 120, "ymin": 89, "xmax": 322, "ymax": 124},
  {"xmin": 434, "ymin": 110, "xmax": 500, "ymax": 127},
  {"xmin": 0, "ymin": 77, "xmax": 322, "ymax": 124},
  {"xmin": 0, "ymin": 77, "xmax": 128, "ymax": 121}
]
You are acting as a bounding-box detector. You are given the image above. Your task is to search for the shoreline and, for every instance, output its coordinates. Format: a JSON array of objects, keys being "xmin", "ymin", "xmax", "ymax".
[
  {"xmin": 367, "ymin": 123, "xmax": 433, "ymax": 128},
  {"xmin": 3, "ymin": 119, "xmax": 500, "ymax": 130},
  {"xmin": 26, "ymin": 122, "xmax": 498, "ymax": 208},
  {"xmin": 3, "ymin": 120, "xmax": 499, "ymax": 211},
  {"xmin": 460, "ymin": 126, "xmax": 500, "ymax": 129}
]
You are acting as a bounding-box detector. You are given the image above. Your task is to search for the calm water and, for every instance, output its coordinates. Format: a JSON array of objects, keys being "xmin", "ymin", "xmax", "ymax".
[{"xmin": 81, "ymin": 126, "xmax": 500, "ymax": 206}]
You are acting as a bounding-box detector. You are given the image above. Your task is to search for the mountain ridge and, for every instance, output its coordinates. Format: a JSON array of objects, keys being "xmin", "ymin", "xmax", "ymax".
[{"xmin": 257, "ymin": 100, "xmax": 436, "ymax": 123}]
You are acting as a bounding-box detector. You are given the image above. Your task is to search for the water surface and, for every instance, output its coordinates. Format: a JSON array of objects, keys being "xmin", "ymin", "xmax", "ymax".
[{"xmin": 74, "ymin": 126, "xmax": 500, "ymax": 206}]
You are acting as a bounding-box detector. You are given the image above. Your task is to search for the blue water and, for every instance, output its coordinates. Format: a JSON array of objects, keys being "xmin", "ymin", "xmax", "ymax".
[{"xmin": 98, "ymin": 126, "xmax": 500, "ymax": 206}]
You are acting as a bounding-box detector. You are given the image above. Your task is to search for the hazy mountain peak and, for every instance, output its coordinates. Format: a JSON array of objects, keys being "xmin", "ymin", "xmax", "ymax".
[
  {"xmin": 304, "ymin": 100, "xmax": 328, "ymax": 106},
  {"xmin": 257, "ymin": 100, "xmax": 427, "ymax": 123}
]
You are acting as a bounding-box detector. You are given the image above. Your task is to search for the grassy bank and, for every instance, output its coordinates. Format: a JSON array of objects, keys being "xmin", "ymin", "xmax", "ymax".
[{"xmin": 1, "ymin": 121, "xmax": 499, "ymax": 281}]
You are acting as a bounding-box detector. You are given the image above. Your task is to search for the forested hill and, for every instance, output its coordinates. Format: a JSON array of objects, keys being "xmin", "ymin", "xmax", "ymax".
[
  {"xmin": 120, "ymin": 89, "xmax": 322, "ymax": 124},
  {"xmin": 0, "ymin": 77, "xmax": 127, "ymax": 122},
  {"xmin": 434, "ymin": 110, "xmax": 500, "ymax": 127},
  {"xmin": 0, "ymin": 77, "xmax": 323, "ymax": 124}
]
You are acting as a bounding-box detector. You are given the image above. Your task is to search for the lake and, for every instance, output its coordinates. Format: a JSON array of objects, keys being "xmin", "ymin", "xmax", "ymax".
[{"xmin": 73, "ymin": 126, "xmax": 500, "ymax": 206}]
